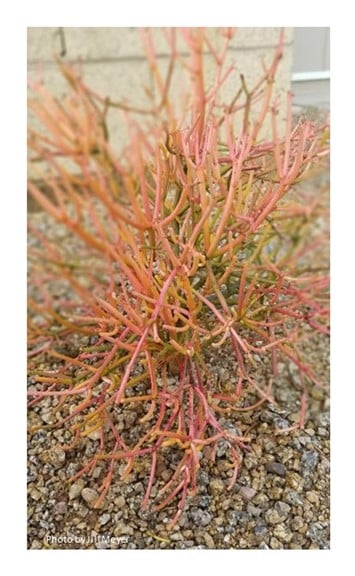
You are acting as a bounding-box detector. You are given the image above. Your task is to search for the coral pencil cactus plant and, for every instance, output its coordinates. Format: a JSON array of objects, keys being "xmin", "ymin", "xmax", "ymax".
[{"xmin": 28, "ymin": 28, "xmax": 329, "ymax": 529}]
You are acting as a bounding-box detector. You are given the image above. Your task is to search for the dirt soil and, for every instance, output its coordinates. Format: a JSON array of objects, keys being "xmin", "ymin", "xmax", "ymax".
[{"xmin": 28, "ymin": 333, "xmax": 329, "ymax": 550}]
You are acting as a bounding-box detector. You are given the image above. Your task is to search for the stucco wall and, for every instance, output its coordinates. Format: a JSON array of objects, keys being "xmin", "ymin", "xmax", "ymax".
[{"xmin": 27, "ymin": 27, "xmax": 294, "ymax": 177}]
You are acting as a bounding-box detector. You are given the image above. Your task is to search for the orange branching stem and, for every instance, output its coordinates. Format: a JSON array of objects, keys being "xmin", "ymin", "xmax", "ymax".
[{"xmin": 28, "ymin": 27, "xmax": 329, "ymax": 529}]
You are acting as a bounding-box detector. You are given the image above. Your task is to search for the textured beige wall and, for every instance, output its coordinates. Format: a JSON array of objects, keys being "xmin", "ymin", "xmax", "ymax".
[{"xmin": 28, "ymin": 28, "xmax": 294, "ymax": 177}]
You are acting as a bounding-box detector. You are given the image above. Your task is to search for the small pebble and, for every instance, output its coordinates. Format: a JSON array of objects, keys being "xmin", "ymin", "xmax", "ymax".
[
  {"xmin": 41, "ymin": 411, "xmax": 53, "ymax": 424},
  {"xmin": 114, "ymin": 495, "xmax": 126, "ymax": 509},
  {"xmin": 310, "ymin": 388, "xmax": 325, "ymax": 400},
  {"xmin": 254, "ymin": 525, "xmax": 268, "ymax": 538},
  {"xmin": 290, "ymin": 516, "xmax": 304, "ymax": 531},
  {"xmin": 69, "ymin": 479, "xmax": 85, "ymax": 500},
  {"xmin": 203, "ymin": 533, "xmax": 215, "ymax": 549},
  {"xmin": 99, "ymin": 513, "xmax": 111, "ymax": 526},
  {"xmin": 209, "ymin": 479, "xmax": 225, "ymax": 495},
  {"xmin": 77, "ymin": 504, "xmax": 89, "ymax": 518},
  {"xmin": 270, "ymin": 536, "xmax": 282, "ymax": 549},
  {"xmin": 274, "ymin": 418, "xmax": 290, "ymax": 430},
  {"xmin": 247, "ymin": 504, "xmax": 262, "ymax": 517},
  {"xmin": 29, "ymin": 486, "xmax": 42, "ymax": 501},
  {"xmin": 54, "ymin": 501, "xmax": 67, "ymax": 515},
  {"xmin": 283, "ymin": 489, "xmax": 303, "ymax": 506},
  {"xmin": 170, "ymin": 533, "xmax": 183, "ymax": 542},
  {"xmin": 287, "ymin": 472, "xmax": 304, "ymax": 490},
  {"xmin": 306, "ymin": 491, "xmax": 320, "ymax": 506},
  {"xmin": 217, "ymin": 460, "xmax": 231, "ymax": 473},
  {"xmin": 273, "ymin": 523, "xmax": 293, "ymax": 543},
  {"xmin": 226, "ymin": 510, "xmax": 245, "ymax": 526},
  {"xmin": 269, "ymin": 487, "xmax": 283, "ymax": 500},
  {"xmin": 239, "ymin": 537, "xmax": 248, "ymax": 549},
  {"xmin": 81, "ymin": 488, "xmax": 99, "ymax": 507},
  {"xmin": 301, "ymin": 451, "xmax": 319, "ymax": 475},
  {"xmin": 266, "ymin": 462, "xmax": 286, "ymax": 477},
  {"xmin": 50, "ymin": 448, "xmax": 66, "ymax": 465},
  {"xmin": 276, "ymin": 501, "xmax": 291, "ymax": 516},
  {"xmin": 189, "ymin": 509, "xmax": 212, "ymax": 527},
  {"xmin": 114, "ymin": 523, "xmax": 134, "ymax": 537},
  {"xmin": 198, "ymin": 470, "xmax": 210, "ymax": 486},
  {"xmin": 265, "ymin": 502, "xmax": 291, "ymax": 525},
  {"xmin": 239, "ymin": 486, "xmax": 257, "ymax": 501}
]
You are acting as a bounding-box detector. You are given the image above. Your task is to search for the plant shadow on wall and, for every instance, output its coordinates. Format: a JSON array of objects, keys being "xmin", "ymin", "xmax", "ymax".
[{"xmin": 27, "ymin": 28, "xmax": 329, "ymax": 531}]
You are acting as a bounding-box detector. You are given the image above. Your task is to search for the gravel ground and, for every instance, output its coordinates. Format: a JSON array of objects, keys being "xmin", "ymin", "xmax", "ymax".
[
  {"xmin": 28, "ymin": 333, "xmax": 329, "ymax": 550},
  {"xmin": 28, "ymin": 105, "xmax": 329, "ymax": 550}
]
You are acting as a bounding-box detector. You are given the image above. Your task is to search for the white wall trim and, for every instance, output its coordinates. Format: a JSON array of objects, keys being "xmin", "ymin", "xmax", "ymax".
[{"xmin": 292, "ymin": 71, "xmax": 330, "ymax": 82}]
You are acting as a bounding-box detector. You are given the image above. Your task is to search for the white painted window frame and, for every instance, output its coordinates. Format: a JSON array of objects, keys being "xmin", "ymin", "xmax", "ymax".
[{"xmin": 292, "ymin": 71, "xmax": 330, "ymax": 82}]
